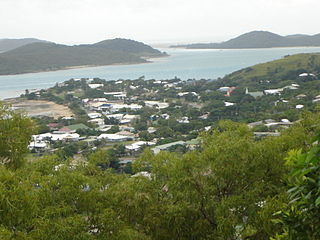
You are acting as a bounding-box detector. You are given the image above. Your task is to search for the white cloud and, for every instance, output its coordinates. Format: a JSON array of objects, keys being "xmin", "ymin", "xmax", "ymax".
[{"xmin": 0, "ymin": 0, "xmax": 319, "ymax": 44}]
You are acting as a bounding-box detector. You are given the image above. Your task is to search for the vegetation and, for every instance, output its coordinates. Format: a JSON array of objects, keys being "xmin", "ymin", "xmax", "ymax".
[
  {"xmin": 1, "ymin": 99, "xmax": 320, "ymax": 239},
  {"xmin": 172, "ymin": 31, "xmax": 320, "ymax": 49},
  {"xmin": 0, "ymin": 39, "xmax": 166, "ymax": 75},
  {"xmin": 0, "ymin": 38, "xmax": 48, "ymax": 52}
]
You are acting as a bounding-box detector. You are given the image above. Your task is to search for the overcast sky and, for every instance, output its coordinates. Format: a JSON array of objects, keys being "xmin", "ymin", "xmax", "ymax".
[{"xmin": 0, "ymin": 0, "xmax": 319, "ymax": 45}]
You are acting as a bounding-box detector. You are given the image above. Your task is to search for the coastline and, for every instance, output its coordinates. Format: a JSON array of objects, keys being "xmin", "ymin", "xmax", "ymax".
[
  {"xmin": 0, "ymin": 54, "xmax": 169, "ymax": 77},
  {"xmin": 170, "ymin": 45, "xmax": 320, "ymax": 50}
]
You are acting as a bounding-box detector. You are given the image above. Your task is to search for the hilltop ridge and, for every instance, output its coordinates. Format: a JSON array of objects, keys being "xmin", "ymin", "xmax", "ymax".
[
  {"xmin": 0, "ymin": 38, "xmax": 166, "ymax": 75},
  {"xmin": 171, "ymin": 31, "xmax": 320, "ymax": 49},
  {"xmin": 0, "ymin": 38, "xmax": 49, "ymax": 52}
]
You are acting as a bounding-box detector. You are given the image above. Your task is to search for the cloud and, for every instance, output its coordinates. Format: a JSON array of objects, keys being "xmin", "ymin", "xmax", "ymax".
[{"xmin": 0, "ymin": 0, "xmax": 319, "ymax": 44}]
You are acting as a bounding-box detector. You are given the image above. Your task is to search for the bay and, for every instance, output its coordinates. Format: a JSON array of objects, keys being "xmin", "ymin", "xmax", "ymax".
[{"xmin": 1, "ymin": 47, "xmax": 320, "ymax": 99}]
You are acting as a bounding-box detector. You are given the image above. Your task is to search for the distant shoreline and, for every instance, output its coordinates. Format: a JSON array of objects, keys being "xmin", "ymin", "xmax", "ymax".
[
  {"xmin": 0, "ymin": 55, "xmax": 168, "ymax": 77},
  {"xmin": 171, "ymin": 45, "xmax": 320, "ymax": 50}
]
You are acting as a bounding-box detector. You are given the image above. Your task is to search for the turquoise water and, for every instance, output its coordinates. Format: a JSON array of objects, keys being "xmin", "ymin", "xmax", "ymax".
[{"xmin": 1, "ymin": 47, "xmax": 320, "ymax": 99}]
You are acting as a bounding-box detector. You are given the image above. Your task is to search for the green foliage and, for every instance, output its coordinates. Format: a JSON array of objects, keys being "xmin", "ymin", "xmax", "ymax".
[
  {"xmin": 2, "ymin": 103, "xmax": 320, "ymax": 239},
  {"xmin": 0, "ymin": 102, "xmax": 35, "ymax": 169},
  {"xmin": 0, "ymin": 39, "xmax": 165, "ymax": 75},
  {"xmin": 273, "ymin": 137, "xmax": 320, "ymax": 239},
  {"xmin": 174, "ymin": 31, "xmax": 320, "ymax": 49}
]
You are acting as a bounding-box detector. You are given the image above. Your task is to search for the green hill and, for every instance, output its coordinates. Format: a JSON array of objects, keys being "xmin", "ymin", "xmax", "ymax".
[
  {"xmin": 0, "ymin": 38, "xmax": 48, "ymax": 52},
  {"xmin": 0, "ymin": 39, "xmax": 166, "ymax": 75},
  {"xmin": 172, "ymin": 31, "xmax": 320, "ymax": 49},
  {"xmin": 222, "ymin": 53, "xmax": 320, "ymax": 87}
]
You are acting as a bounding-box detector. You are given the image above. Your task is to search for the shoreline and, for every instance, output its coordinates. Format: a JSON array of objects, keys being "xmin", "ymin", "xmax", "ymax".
[
  {"xmin": 170, "ymin": 46, "xmax": 320, "ymax": 50},
  {"xmin": 0, "ymin": 54, "xmax": 169, "ymax": 77}
]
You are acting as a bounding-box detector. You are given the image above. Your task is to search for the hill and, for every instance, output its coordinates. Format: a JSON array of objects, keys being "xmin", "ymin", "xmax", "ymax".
[
  {"xmin": 222, "ymin": 52, "xmax": 320, "ymax": 87},
  {"xmin": 0, "ymin": 38, "xmax": 166, "ymax": 75},
  {"xmin": 172, "ymin": 31, "xmax": 320, "ymax": 49},
  {"xmin": 0, "ymin": 38, "xmax": 48, "ymax": 52}
]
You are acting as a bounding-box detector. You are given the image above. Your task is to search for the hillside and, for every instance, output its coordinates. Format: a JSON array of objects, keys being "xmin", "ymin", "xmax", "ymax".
[
  {"xmin": 0, "ymin": 38, "xmax": 48, "ymax": 52},
  {"xmin": 222, "ymin": 52, "xmax": 320, "ymax": 86},
  {"xmin": 93, "ymin": 38, "xmax": 163, "ymax": 57},
  {"xmin": 172, "ymin": 31, "xmax": 320, "ymax": 49},
  {"xmin": 0, "ymin": 39, "xmax": 166, "ymax": 75}
]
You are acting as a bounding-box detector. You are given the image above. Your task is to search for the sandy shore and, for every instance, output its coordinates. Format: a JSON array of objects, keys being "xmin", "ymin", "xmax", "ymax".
[{"xmin": 6, "ymin": 99, "xmax": 73, "ymax": 119}]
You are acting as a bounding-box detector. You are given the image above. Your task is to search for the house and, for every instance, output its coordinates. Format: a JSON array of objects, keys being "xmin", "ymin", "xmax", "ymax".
[
  {"xmin": 28, "ymin": 141, "xmax": 48, "ymax": 151},
  {"xmin": 64, "ymin": 123, "xmax": 90, "ymax": 132},
  {"xmin": 178, "ymin": 92, "xmax": 198, "ymax": 97},
  {"xmin": 47, "ymin": 123, "xmax": 60, "ymax": 130},
  {"xmin": 247, "ymin": 121, "xmax": 264, "ymax": 128},
  {"xmin": 264, "ymin": 89, "xmax": 283, "ymax": 95},
  {"xmin": 299, "ymin": 73, "xmax": 316, "ymax": 77},
  {"xmin": 35, "ymin": 132, "xmax": 80, "ymax": 142},
  {"xmin": 116, "ymin": 131, "xmax": 137, "ymax": 139},
  {"xmin": 296, "ymin": 94, "xmax": 307, "ymax": 99},
  {"xmin": 224, "ymin": 101, "xmax": 235, "ymax": 107},
  {"xmin": 145, "ymin": 101, "xmax": 169, "ymax": 109},
  {"xmin": 177, "ymin": 117, "xmax": 190, "ymax": 123},
  {"xmin": 104, "ymin": 92, "xmax": 127, "ymax": 99},
  {"xmin": 217, "ymin": 86, "xmax": 231, "ymax": 92},
  {"xmin": 151, "ymin": 141, "xmax": 186, "ymax": 154},
  {"xmin": 110, "ymin": 104, "xmax": 142, "ymax": 113},
  {"xmin": 119, "ymin": 125, "xmax": 135, "ymax": 132},
  {"xmin": 186, "ymin": 139, "xmax": 200, "ymax": 150},
  {"xmin": 245, "ymin": 88, "xmax": 264, "ymax": 98},
  {"xmin": 88, "ymin": 118, "xmax": 105, "ymax": 126},
  {"xmin": 88, "ymin": 112, "xmax": 102, "ymax": 119},
  {"xmin": 97, "ymin": 134, "xmax": 130, "ymax": 141},
  {"xmin": 88, "ymin": 83, "xmax": 104, "ymax": 89},
  {"xmin": 147, "ymin": 127, "xmax": 157, "ymax": 133},
  {"xmin": 254, "ymin": 132, "xmax": 281, "ymax": 137},
  {"xmin": 119, "ymin": 159, "xmax": 133, "ymax": 166},
  {"xmin": 131, "ymin": 171, "xmax": 152, "ymax": 179},
  {"xmin": 125, "ymin": 141, "xmax": 155, "ymax": 151}
]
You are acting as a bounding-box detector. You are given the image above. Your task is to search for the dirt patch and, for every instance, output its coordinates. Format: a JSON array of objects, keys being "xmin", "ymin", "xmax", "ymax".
[{"xmin": 7, "ymin": 99, "xmax": 73, "ymax": 119}]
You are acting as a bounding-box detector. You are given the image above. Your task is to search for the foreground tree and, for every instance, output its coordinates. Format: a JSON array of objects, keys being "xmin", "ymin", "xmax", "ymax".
[
  {"xmin": 273, "ymin": 137, "xmax": 320, "ymax": 240},
  {"xmin": 0, "ymin": 102, "xmax": 34, "ymax": 169}
]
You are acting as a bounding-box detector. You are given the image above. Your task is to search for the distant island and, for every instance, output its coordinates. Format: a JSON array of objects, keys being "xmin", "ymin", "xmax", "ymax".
[
  {"xmin": 0, "ymin": 38, "xmax": 49, "ymax": 52},
  {"xmin": 171, "ymin": 31, "xmax": 320, "ymax": 49},
  {"xmin": 0, "ymin": 38, "xmax": 167, "ymax": 75}
]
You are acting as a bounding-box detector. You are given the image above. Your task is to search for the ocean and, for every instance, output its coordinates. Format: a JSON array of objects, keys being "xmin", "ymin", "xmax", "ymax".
[{"xmin": 1, "ymin": 47, "xmax": 320, "ymax": 99}]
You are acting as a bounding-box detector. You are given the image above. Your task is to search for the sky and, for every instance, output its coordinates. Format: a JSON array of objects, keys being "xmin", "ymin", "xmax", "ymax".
[{"xmin": 0, "ymin": 0, "xmax": 319, "ymax": 45}]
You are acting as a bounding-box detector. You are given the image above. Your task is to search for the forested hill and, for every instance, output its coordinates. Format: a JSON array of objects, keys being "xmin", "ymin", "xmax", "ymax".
[
  {"xmin": 0, "ymin": 38, "xmax": 48, "ymax": 52},
  {"xmin": 171, "ymin": 31, "xmax": 320, "ymax": 49},
  {"xmin": 220, "ymin": 52, "xmax": 320, "ymax": 87},
  {"xmin": 0, "ymin": 38, "xmax": 167, "ymax": 75}
]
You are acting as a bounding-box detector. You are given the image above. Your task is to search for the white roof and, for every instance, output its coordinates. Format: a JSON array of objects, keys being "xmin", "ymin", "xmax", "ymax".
[
  {"xmin": 145, "ymin": 101, "xmax": 169, "ymax": 109},
  {"xmin": 28, "ymin": 142, "xmax": 47, "ymax": 148},
  {"xmin": 264, "ymin": 89, "xmax": 283, "ymax": 94},
  {"xmin": 104, "ymin": 91, "xmax": 125, "ymax": 95},
  {"xmin": 111, "ymin": 104, "xmax": 142, "ymax": 110},
  {"xmin": 88, "ymin": 84, "xmax": 104, "ymax": 89},
  {"xmin": 37, "ymin": 132, "xmax": 80, "ymax": 141},
  {"xmin": 98, "ymin": 134, "xmax": 128, "ymax": 141},
  {"xmin": 88, "ymin": 113, "xmax": 102, "ymax": 119},
  {"xmin": 224, "ymin": 101, "xmax": 235, "ymax": 107},
  {"xmin": 132, "ymin": 171, "xmax": 152, "ymax": 179}
]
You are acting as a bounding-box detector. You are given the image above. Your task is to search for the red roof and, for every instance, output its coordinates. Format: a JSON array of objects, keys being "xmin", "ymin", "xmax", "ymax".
[
  {"xmin": 48, "ymin": 123, "xmax": 59, "ymax": 128},
  {"xmin": 59, "ymin": 127, "xmax": 72, "ymax": 132}
]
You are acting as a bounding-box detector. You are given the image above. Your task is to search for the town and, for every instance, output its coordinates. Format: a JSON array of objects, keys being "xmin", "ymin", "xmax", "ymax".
[{"xmin": 10, "ymin": 69, "xmax": 319, "ymax": 172}]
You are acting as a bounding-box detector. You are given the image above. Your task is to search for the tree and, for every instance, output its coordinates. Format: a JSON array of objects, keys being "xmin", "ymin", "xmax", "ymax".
[
  {"xmin": 0, "ymin": 102, "xmax": 35, "ymax": 169},
  {"xmin": 273, "ymin": 138, "xmax": 320, "ymax": 240}
]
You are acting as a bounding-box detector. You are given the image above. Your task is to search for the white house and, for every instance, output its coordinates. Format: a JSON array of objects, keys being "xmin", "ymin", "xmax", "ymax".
[
  {"xmin": 145, "ymin": 101, "xmax": 169, "ymax": 109},
  {"xmin": 88, "ymin": 83, "xmax": 104, "ymax": 89},
  {"xmin": 88, "ymin": 112, "xmax": 102, "ymax": 119},
  {"xmin": 97, "ymin": 134, "xmax": 130, "ymax": 141}
]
